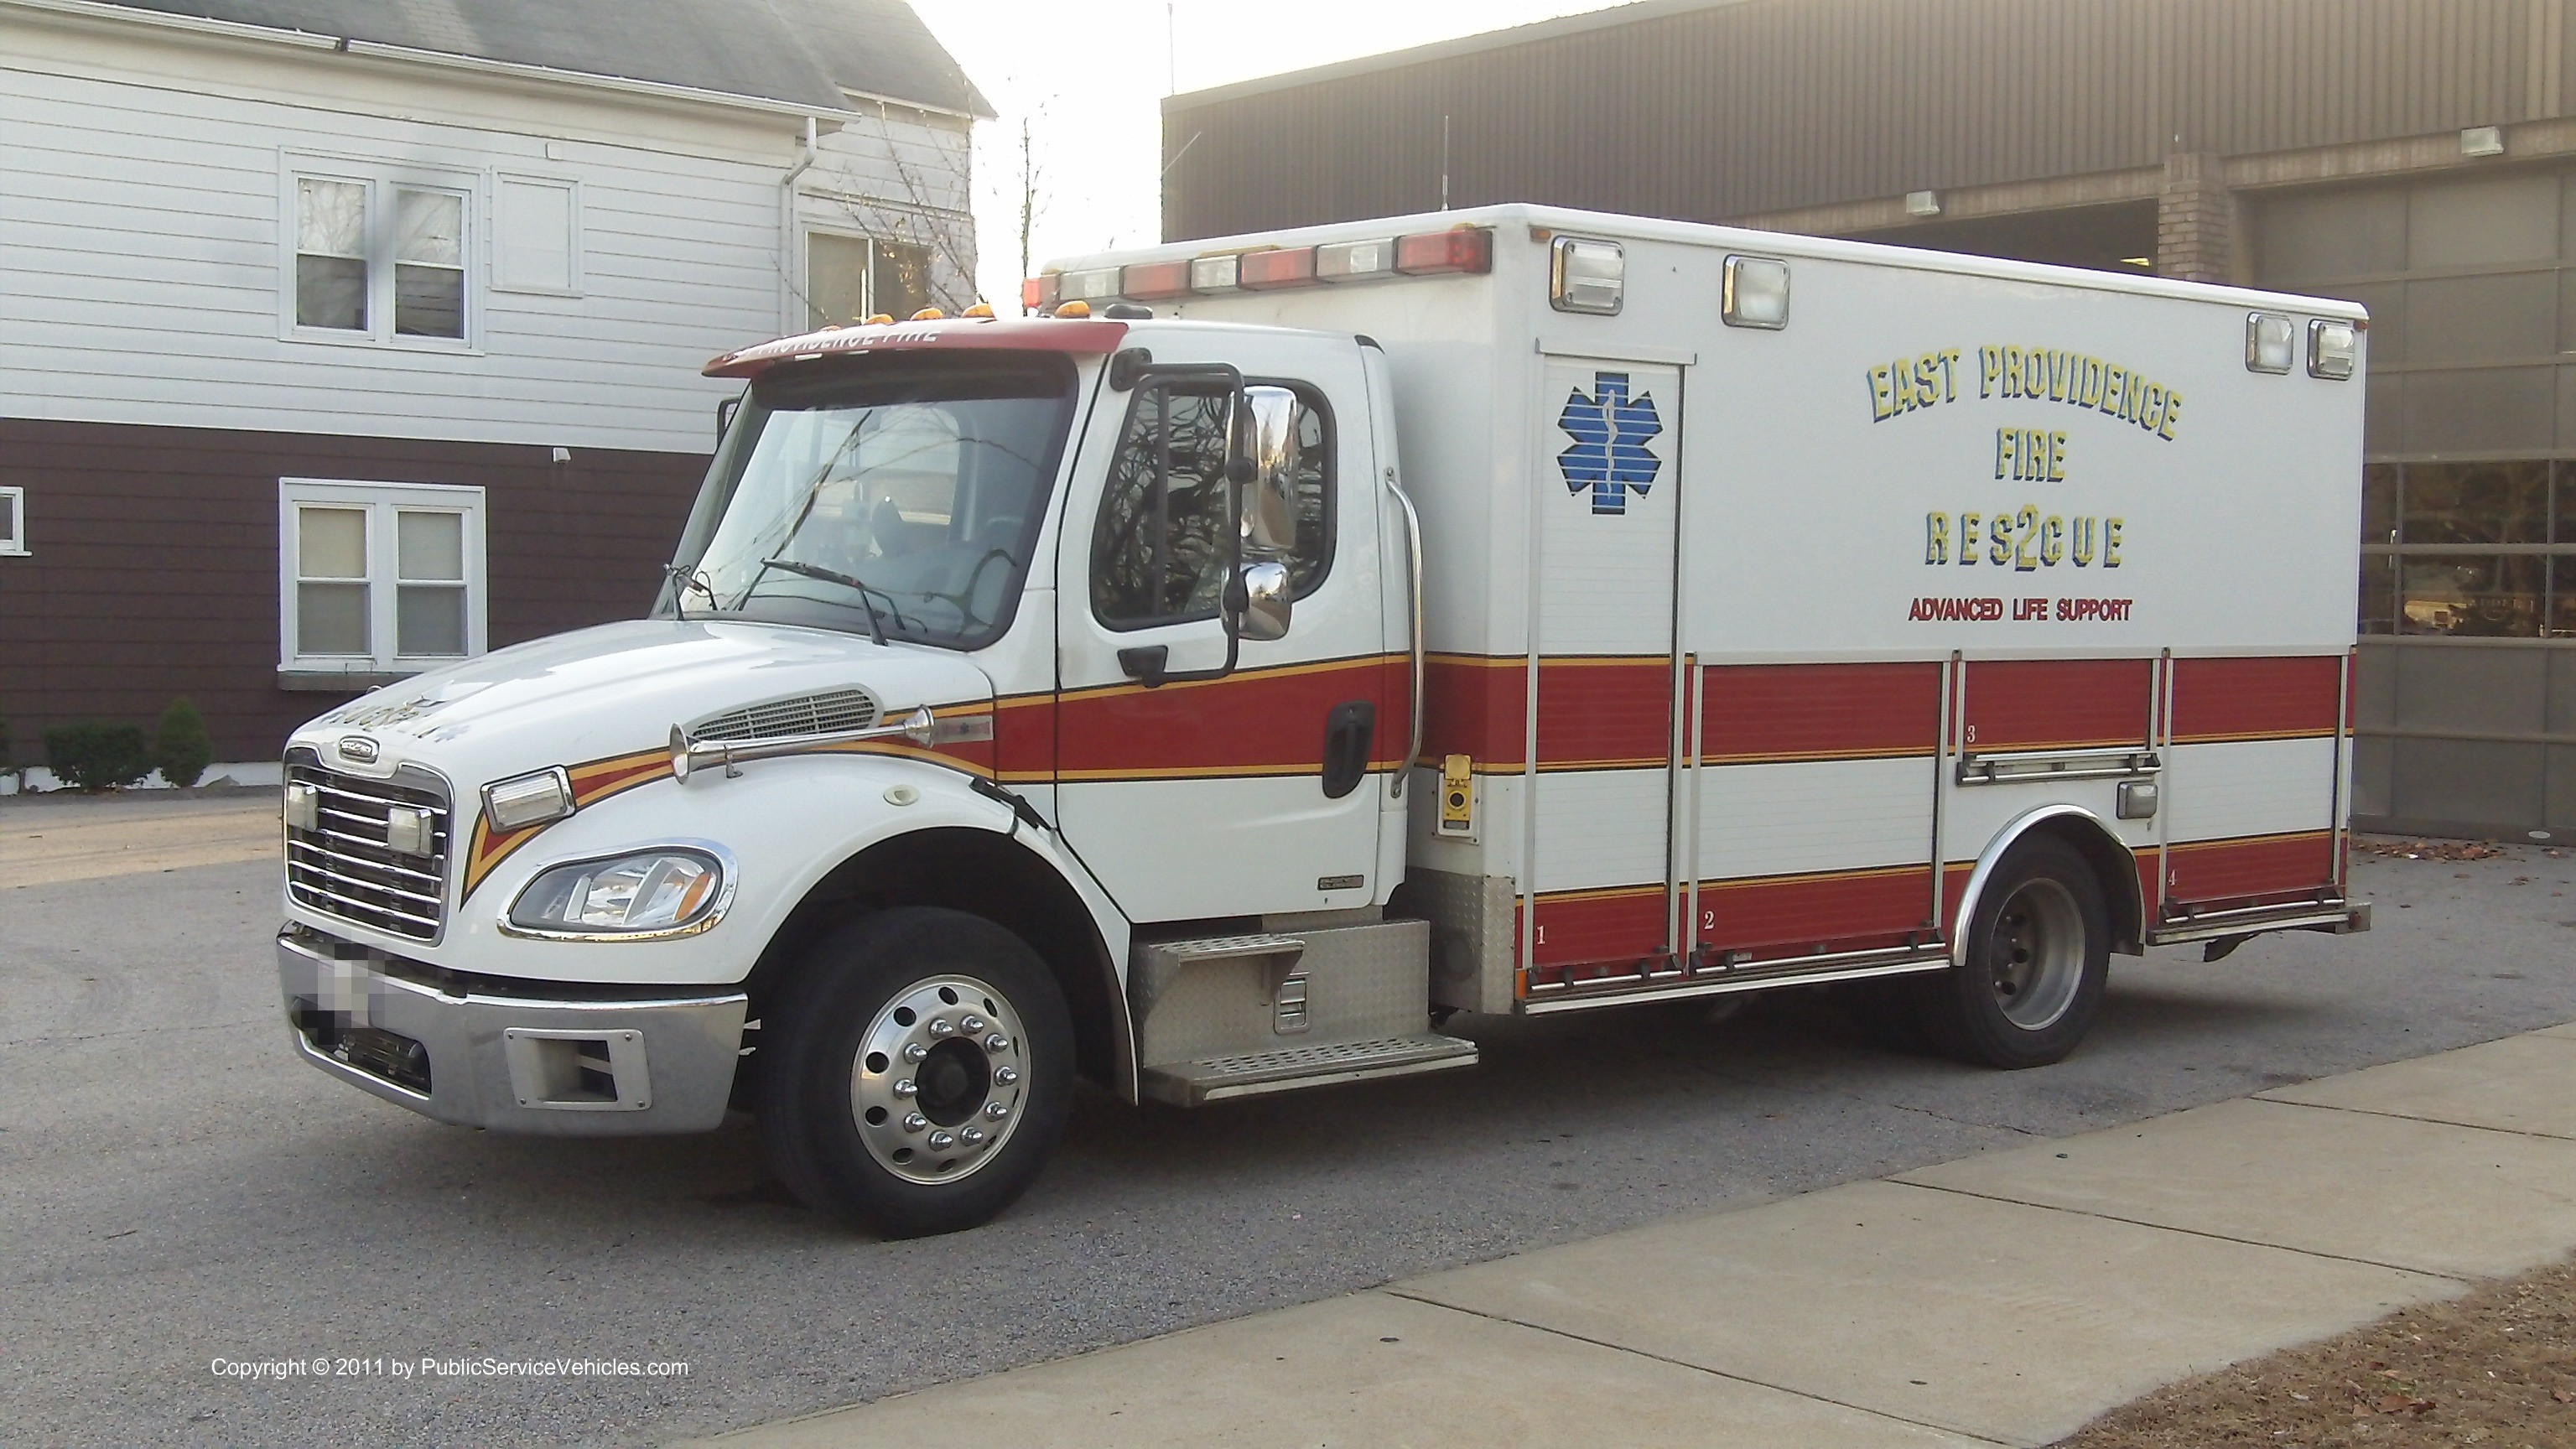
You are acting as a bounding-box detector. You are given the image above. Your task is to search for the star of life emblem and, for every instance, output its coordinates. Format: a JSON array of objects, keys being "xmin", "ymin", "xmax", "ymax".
[{"xmin": 1556, "ymin": 370, "xmax": 1664, "ymax": 516}]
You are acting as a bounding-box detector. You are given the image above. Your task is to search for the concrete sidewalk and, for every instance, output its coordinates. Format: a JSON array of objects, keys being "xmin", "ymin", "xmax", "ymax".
[{"xmin": 686, "ymin": 1021, "xmax": 2576, "ymax": 1449}]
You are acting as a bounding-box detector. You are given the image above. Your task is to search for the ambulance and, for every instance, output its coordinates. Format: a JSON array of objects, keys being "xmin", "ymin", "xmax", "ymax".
[{"xmin": 274, "ymin": 204, "xmax": 2371, "ymax": 1235}]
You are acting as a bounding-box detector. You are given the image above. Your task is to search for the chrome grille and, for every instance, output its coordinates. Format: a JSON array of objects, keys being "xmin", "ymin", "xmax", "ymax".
[
  {"xmin": 284, "ymin": 756, "xmax": 450, "ymax": 942},
  {"xmin": 692, "ymin": 688, "xmax": 879, "ymax": 741}
]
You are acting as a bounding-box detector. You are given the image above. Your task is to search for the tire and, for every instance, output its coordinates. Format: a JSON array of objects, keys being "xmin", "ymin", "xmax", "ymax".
[
  {"xmin": 757, "ymin": 907, "xmax": 1074, "ymax": 1237},
  {"xmin": 1910, "ymin": 835, "xmax": 2110, "ymax": 1069}
]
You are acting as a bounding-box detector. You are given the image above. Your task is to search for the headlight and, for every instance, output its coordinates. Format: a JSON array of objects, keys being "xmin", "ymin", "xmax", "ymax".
[
  {"xmin": 483, "ymin": 767, "xmax": 574, "ymax": 832},
  {"xmin": 505, "ymin": 848, "xmax": 730, "ymax": 937}
]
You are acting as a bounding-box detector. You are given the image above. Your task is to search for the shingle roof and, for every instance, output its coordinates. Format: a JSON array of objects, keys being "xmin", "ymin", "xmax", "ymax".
[{"xmin": 98, "ymin": 0, "xmax": 991, "ymax": 117}]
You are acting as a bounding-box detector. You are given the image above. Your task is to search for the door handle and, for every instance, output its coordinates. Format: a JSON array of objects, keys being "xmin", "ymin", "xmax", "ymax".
[
  {"xmin": 1321, "ymin": 700, "xmax": 1375, "ymax": 799},
  {"xmin": 1117, "ymin": 645, "xmax": 1169, "ymax": 685}
]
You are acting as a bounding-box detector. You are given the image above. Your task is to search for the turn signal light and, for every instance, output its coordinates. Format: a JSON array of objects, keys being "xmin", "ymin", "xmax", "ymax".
[
  {"xmin": 962, "ymin": 302, "xmax": 995, "ymax": 318},
  {"xmin": 1054, "ymin": 299, "xmax": 1092, "ymax": 318},
  {"xmin": 865, "ymin": 313, "xmax": 893, "ymax": 325},
  {"xmin": 910, "ymin": 308, "xmax": 944, "ymax": 321}
]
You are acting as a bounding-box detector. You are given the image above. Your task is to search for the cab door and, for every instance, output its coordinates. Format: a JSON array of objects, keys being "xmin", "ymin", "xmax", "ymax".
[{"xmin": 1052, "ymin": 336, "xmax": 1392, "ymax": 924}]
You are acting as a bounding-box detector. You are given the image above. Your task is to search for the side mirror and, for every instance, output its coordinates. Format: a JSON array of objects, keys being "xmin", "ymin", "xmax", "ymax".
[
  {"xmin": 1239, "ymin": 386, "xmax": 1301, "ymax": 553},
  {"xmin": 1233, "ymin": 559, "xmax": 1291, "ymax": 641}
]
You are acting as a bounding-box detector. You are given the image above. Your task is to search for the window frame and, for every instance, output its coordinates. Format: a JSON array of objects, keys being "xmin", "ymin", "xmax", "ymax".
[
  {"xmin": 490, "ymin": 173, "xmax": 584, "ymax": 298},
  {"xmin": 278, "ymin": 478, "xmax": 489, "ymax": 678},
  {"xmin": 0, "ymin": 486, "xmax": 24, "ymax": 557},
  {"xmin": 799, "ymin": 226, "xmax": 940, "ymax": 330},
  {"xmin": 278, "ymin": 154, "xmax": 481, "ymax": 351},
  {"xmin": 1088, "ymin": 376, "xmax": 1337, "ymax": 633},
  {"xmin": 2359, "ymin": 458, "xmax": 2576, "ymax": 638}
]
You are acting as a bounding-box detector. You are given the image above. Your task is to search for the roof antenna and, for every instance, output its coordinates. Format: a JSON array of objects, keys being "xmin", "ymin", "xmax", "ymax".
[{"xmin": 1441, "ymin": 114, "xmax": 1452, "ymax": 210}]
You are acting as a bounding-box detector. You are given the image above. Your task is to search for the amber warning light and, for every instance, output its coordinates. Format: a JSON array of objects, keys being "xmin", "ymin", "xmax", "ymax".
[{"xmin": 1024, "ymin": 226, "xmax": 1493, "ymax": 314}]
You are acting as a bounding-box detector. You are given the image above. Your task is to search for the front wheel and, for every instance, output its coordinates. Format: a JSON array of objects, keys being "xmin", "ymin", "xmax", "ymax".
[
  {"xmin": 758, "ymin": 908, "xmax": 1074, "ymax": 1237},
  {"xmin": 1911, "ymin": 835, "xmax": 2109, "ymax": 1069}
]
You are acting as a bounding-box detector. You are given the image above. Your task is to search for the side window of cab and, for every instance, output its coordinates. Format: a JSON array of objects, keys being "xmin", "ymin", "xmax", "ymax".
[{"xmin": 1091, "ymin": 381, "xmax": 1332, "ymax": 630}]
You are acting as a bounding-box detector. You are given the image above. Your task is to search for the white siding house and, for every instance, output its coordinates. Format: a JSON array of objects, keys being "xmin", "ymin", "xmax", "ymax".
[{"xmin": 0, "ymin": 0, "xmax": 987, "ymax": 775}]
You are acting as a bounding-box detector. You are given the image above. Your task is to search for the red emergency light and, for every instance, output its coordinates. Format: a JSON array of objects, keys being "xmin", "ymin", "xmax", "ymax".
[
  {"xmin": 1236, "ymin": 247, "xmax": 1317, "ymax": 290},
  {"xmin": 1119, "ymin": 260, "xmax": 1193, "ymax": 301},
  {"xmin": 1396, "ymin": 226, "xmax": 1493, "ymax": 275}
]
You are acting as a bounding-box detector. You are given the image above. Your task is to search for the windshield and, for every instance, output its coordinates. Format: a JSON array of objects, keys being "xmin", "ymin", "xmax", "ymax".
[{"xmin": 657, "ymin": 353, "xmax": 1078, "ymax": 649}]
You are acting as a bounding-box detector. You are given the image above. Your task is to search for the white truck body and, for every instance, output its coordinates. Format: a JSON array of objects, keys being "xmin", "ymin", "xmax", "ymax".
[{"xmin": 274, "ymin": 204, "xmax": 2370, "ymax": 1232}]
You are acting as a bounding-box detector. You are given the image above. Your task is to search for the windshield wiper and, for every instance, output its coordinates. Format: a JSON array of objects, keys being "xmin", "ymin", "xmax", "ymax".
[{"xmin": 750, "ymin": 556, "xmax": 905, "ymax": 646}]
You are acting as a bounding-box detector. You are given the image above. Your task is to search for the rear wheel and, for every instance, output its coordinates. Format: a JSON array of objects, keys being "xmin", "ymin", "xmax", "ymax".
[
  {"xmin": 1912, "ymin": 835, "xmax": 2109, "ymax": 1069},
  {"xmin": 758, "ymin": 908, "xmax": 1073, "ymax": 1236}
]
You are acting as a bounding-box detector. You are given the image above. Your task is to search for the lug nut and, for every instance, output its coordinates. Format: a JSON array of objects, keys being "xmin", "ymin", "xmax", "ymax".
[
  {"xmin": 959, "ymin": 1015, "xmax": 986, "ymax": 1033},
  {"xmin": 984, "ymin": 1033, "xmax": 1010, "ymax": 1052},
  {"xmin": 927, "ymin": 1017, "xmax": 956, "ymax": 1037},
  {"xmin": 984, "ymin": 1101, "xmax": 1010, "ymax": 1120},
  {"xmin": 960, "ymin": 1127, "xmax": 986, "ymax": 1145},
  {"xmin": 901, "ymin": 1043, "xmax": 928, "ymax": 1063},
  {"xmin": 892, "ymin": 1078, "xmax": 917, "ymax": 1098},
  {"xmin": 901, "ymin": 1112, "xmax": 927, "ymax": 1133},
  {"xmin": 926, "ymin": 1130, "xmax": 956, "ymax": 1150},
  {"xmin": 994, "ymin": 1066, "xmax": 1020, "ymax": 1086}
]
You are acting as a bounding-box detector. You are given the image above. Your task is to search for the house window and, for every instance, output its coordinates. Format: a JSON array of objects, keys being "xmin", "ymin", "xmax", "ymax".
[
  {"xmin": 0, "ymin": 486, "xmax": 24, "ymax": 556},
  {"xmin": 804, "ymin": 231, "xmax": 935, "ymax": 328},
  {"xmin": 286, "ymin": 166, "xmax": 472, "ymax": 344},
  {"xmin": 279, "ymin": 480, "xmax": 487, "ymax": 674}
]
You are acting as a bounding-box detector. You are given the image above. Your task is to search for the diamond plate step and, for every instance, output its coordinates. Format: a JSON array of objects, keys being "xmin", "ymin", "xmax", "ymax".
[{"xmin": 1140, "ymin": 1031, "xmax": 1478, "ymax": 1107}]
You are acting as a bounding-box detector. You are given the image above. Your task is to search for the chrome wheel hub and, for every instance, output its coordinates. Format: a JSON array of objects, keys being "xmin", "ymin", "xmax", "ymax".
[
  {"xmin": 1986, "ymin": 878, "xmax": 2084, "ymax": 1031},
  {"xmin": 849, "ymin": 974, "xmax": 1028, "ymax": 1185}
]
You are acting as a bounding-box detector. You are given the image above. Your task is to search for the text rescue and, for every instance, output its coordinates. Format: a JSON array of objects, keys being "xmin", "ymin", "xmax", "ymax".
[{"xmin": 1867, "ymin": 343, "xmax": 2166, "ymax": 576}]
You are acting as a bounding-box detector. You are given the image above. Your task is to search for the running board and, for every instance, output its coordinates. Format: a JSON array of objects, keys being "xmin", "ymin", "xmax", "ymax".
[
  {"xmin": 2147, "ymin": 900, "xmax": 2369, "ymax": 947},
  {"xmin": 1140, "ymin": 1032, "xmax": 1478, "ymax": 1107}
]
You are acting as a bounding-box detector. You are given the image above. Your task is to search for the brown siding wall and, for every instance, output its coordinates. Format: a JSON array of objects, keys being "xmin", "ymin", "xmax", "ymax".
[
  {"xmin": 0, "ymin": 418, "xmax": 705, "ymax": 766},
  {"xmin": 1163, "ymin": 0, "xmax": 2569, "ymax": 240}
]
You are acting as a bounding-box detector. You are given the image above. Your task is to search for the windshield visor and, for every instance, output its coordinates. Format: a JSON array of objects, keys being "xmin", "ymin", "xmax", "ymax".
[{"xmin": 660, "ymin": 353, "xmax": 1078, "ymax": 648}]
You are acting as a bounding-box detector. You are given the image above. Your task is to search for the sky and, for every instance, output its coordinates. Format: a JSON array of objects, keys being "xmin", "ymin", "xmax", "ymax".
[{"xmin": 906, "ymin": 0, "xmax": 1628, "ymax": 308}]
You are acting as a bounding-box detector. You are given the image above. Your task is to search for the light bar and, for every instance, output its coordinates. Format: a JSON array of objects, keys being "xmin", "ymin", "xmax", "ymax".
[
  {"xmin": 1316, "ymin": 238, "xmax": 1395, "ymax": 283},
  {"xmin": 1238, "ymin": 247, "xmax": 1317, "ymax": 290},
  {"xmin": 1394, "ymin": 228, "xmax": 1493, "ymax": 275},
  {"xmin": 1019, "ymin": 226, "xmax": 1496, "ymax": 310},
  {"xmin": 1121, "ymin": 259, "xmax": 1192, "ymax": 301}
]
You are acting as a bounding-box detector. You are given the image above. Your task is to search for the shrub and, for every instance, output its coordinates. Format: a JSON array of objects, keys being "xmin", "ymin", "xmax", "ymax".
[
  {"xmin": 154, "ymin": 699, "xmax": 214, "ymax": 790},
  {"xmin": 44, "ymin": 722, "xmax": 152, "ymax": 792}
]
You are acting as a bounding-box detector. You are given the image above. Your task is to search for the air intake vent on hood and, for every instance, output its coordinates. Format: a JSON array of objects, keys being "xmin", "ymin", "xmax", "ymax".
[{"xmin": 693, "ymin": 688, "xmax": 880, "ymax": 742}]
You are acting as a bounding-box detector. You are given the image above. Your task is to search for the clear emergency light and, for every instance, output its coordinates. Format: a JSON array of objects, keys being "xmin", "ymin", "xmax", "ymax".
[
  {"xmin": 2245, "ymin": 313, "xmax": 2295, "ymax": 373},
  {"xmin": 1548, "ymin": 235, "xmax": 1623, "ymax": 314},
  {"xmin": 2307, "ymin": 319, "xmax": 2358, "ymax": 380},
  {"xmin": 1023, "ymin": 226, "xmax": 1493, "ymax": 314},
  {"xmin": 1722, "ymin": 255, "xmax": 1790, "ymax": 329}
]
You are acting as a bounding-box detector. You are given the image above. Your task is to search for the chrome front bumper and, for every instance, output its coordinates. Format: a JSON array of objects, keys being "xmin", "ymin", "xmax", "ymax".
[{"xmin": 276, "ymin": 929, "xmax": 747, "ymax": 1135}]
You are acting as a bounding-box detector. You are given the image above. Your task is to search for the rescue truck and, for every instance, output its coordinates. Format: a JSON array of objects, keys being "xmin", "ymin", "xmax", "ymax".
[{"xmin": 276, "ymin": 204, "xmax": 2371, "ymax": 1236}]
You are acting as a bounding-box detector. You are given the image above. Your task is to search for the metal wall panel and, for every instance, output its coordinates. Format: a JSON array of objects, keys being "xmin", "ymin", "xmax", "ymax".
[{"xmin": 1165, "ymin": 0, "xmax": 2566, "ymax": 241}]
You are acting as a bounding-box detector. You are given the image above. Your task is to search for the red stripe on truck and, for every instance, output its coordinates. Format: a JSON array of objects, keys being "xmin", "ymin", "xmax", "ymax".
[
  {"xmin": 1962, "ymin": 657, "xmax": 2153, "ymax": 751},
  {"xmin": 1702, "ymin": 662, "xmax": 1942, "ymax": 763},
  {"xmin": 2169, "ymin": 655, "xmax": 2343, "ymax": 742}
]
